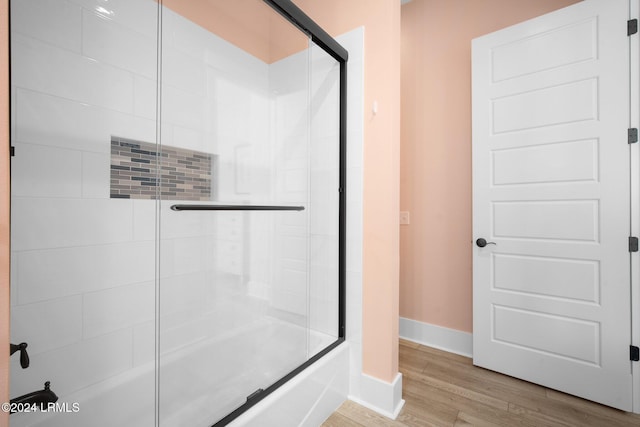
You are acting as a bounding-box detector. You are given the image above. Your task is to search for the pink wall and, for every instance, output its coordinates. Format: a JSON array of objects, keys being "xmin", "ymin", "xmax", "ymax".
[
  {"xmin": 162, "ymin": 0, "xmax": 308, "ymax": 64},
  {"xmin": 399, "ymin": 0, "xmax": 582, "ymax": 333},
  {"xmin": 0, "ymin": 0, "xmax": 9, "ymax": 424},
  {"xmin": 293, "ymin": 0, "xmax": 402, "ymax": 384}
]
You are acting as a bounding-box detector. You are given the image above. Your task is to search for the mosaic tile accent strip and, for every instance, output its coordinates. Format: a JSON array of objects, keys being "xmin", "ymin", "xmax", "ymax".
[{"xmin": 110, "ymin": 136, "xmax": 214, "ymax": 200}]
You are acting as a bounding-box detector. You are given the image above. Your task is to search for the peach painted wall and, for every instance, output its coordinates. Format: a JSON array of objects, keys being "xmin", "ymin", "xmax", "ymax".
[
  {"xmin": 0, "ymin": 0, "xmax": 9, "ymax": 424},
  {"xmin": 399, "ymin": 0, "xmax": 582, "ymax": 333},
  {"xmin": 162, "ymin": 0, "xmax": 307, "ymax": 63},
  {"xmin": 292, "ymin": 0, "xmax": 402, "ymax": 383}
]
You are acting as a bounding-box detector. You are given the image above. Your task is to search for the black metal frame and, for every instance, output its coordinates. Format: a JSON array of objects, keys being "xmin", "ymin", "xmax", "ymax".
[
  {"xmin": 170, "ymin": 204, "xmax": 305, "ymax": 212},
  {"xmin": 212, "ymin": 1, "xmax": 348, "ymax": 426}
]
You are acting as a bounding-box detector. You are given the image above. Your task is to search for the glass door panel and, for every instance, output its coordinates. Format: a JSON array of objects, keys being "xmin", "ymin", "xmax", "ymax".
[{"xmin": 158, "ymin": 1, "xmax": 311, "ymax": 425}]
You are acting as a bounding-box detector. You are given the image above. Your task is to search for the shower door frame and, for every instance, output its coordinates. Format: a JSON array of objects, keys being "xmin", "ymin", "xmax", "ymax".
[{"xmin": 213, "ymin": 1, "xmax": 348, "ymax": 425}]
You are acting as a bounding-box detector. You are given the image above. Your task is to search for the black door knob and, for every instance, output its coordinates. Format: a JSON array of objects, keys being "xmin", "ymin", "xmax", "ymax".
[{"xmin": 476, "ymin": 238, "xmax": 496, "ymax": 248}]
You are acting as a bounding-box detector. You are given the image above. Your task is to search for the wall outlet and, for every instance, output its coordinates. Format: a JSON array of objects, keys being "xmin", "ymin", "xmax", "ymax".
[{"xmin": 400, "ymin": 211, "xmax": 410, "ymax": 225}]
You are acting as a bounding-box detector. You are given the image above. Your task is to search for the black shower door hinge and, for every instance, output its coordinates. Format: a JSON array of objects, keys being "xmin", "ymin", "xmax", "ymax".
[
  {"xmin": 629, "ymin": 128, "xmax": 638, "ymax": 144},
  {"xmin": 629, "ymin": 19, "xmax": 638, "ymax": 36},
  {"xmin": 10, "ymin": 146, "xmax": 14, "ymax": 157},
  {"xmin": 631, "ymin": 345, "xmax": 640, "ymax": 361},
  {"xmin": 630, "ymin": 237, "xmax": 639, "ymax": 253}
]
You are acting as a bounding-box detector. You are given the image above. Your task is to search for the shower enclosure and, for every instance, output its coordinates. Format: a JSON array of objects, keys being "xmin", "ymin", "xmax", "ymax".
[{"xmin": 8, "ymin": 0, "xmax": 346, "ymax": 425}]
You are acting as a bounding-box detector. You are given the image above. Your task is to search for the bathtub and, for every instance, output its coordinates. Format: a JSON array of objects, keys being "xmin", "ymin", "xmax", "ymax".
[{"xmin": 10, "ymin": 318, "xmax": 348, "ymax": 427}]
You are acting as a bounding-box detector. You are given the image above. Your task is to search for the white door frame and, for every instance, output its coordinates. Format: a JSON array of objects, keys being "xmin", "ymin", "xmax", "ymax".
[{"xmin": 630, "ymin": 0, "xmax": 640, "ymax": 414}]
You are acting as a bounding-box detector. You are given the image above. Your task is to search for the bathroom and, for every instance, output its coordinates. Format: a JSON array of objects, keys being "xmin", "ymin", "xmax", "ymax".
[{"xmin": 6, "ymin": 0, "xmax": 640, "ymax": 426}]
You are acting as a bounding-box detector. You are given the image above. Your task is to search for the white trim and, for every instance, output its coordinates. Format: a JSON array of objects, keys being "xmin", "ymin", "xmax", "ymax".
[
  {"xmin": 630, "ymin": 0, "xmax": 640, "ymax": 415},
  {"xmin": 399, "ymin": 317, "xmax": 473, "ymax": 358},
  {"xmin": 348, "ymin": 372, "xmax": 405, "ymax": 420}
]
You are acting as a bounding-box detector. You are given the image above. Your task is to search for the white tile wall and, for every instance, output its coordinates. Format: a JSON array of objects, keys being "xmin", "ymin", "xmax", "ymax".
[
  {"xmin": 10, "ymin": 329, "xmax": 133, "ymax": 398},
  {"xmin": 12, "ymin": 34, "xmax": 135, "ymax": 114},
  {"xmin": 11, "ymin": 198, "xmax": 134, "ymax": 251},
  {"xmin": 81, "ymin": 151, "xmax": 110, "ymax": 198},
  {"xmin": 10, "ymin": 296, "xmax": 83, "ymax": 356},
  {"xmin": 83, "ymin": 281, "xmax": 155, "ymax": 338},
  {"xmin": 133, "ymin": 75, "xmax": 157, "ymax": 120},
  {"xmin": 16, "ymin": 240, "xmax": 155, "ymax": 304},
  {"xmin": 11, "ymin": 143, "xmax": 82, "ymax": 198},
  {"xmin": 82, "ymin": 9, "xmax": 156, "ymax": 78},
  {"xmin": 15, "ymin": 88, "xmax": 156, "ymax": 154},
  {"xmin": 11, "ymin": 0, "xmax": 82, "ymax": 52},
  {"xmin": 162, "ymin": 47, "xmax": 207, "ymax": 95},
  {"xmin": 66, "ymin": 0, "xmax": 159, "ymax": 38}
]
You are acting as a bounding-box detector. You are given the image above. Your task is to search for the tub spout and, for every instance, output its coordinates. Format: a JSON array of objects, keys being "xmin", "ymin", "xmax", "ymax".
[{"xmin": 10, "ymin": 381, "xmax": 58, "ymax": 413}]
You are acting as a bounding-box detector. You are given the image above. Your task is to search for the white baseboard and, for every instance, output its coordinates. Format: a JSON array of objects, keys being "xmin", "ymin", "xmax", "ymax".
[
  {"xmin": 348, "ymin": 372, "xmax": 405, "ymax": 420},
  {"xmin": 399, "ymin": 317, "xmax": 473, "ymax": 358}
]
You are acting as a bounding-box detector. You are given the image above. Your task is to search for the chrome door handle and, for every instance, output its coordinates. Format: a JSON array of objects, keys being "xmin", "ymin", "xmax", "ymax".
[{"xmin": 476, "ymin": 238, "xmax": 496, "ymax": 248}]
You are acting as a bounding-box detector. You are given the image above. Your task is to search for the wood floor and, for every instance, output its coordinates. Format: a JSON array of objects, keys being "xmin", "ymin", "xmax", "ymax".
[{"xmin": 322, "ymin": 339, "xmax": 640, "ymax": 427}]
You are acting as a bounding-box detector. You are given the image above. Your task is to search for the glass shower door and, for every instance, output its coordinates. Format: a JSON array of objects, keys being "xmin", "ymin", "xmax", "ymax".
[
  {"xmin": 157, "ymin": 1, "xmax": 313, "ymax": 425},
  {"xmin": 9, "ymin": 0, "xmax": 159, "ymax": 426}
]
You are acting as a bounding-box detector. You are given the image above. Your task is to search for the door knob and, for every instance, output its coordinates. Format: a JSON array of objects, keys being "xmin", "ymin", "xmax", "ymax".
[{"xmin": 476, "ymin": 238, "xmax": 496, "ymax": 248}]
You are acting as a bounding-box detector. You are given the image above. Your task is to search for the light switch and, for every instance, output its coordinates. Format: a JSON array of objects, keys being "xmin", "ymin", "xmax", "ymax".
[{"xmin": 400, "ymin": 211, "xmax": 410, "ymax": 225}]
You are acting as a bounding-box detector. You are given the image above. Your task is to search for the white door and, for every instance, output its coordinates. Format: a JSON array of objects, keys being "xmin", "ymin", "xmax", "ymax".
[{"xmin": 472, "ymin": 0, "xmax": 633, "ymax": 410}]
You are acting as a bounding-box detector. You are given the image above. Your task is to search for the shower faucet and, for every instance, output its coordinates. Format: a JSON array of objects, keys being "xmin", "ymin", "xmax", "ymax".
[{"xmin": 10, "ymin": 342, "xmax": 29, "ymax": 369}]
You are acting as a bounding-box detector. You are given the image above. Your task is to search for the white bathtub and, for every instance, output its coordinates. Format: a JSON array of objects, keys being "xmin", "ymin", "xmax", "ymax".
[{"xmin": 10, "ymin": 319, "xmax": 348, "ymax": 427}]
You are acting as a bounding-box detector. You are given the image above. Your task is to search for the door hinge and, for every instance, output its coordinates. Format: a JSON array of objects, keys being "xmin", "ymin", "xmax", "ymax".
[
  {"xmin": 629, "ymin": 19, "xmax": 638, "ymax": 36},
  {"xmin": 631, "ymin": 346, "xmax": 640, "ymax": 361},
  {"xmin": 629, "ymin": 128, "xmax": 638, "ymax": 144},
  {"xmin": 630, "ymin": 237, "xmax": 639, "ymax": 252},
  {"xmin": 9, "ymin": 146, "xmax": 14, "ymax": 157}
]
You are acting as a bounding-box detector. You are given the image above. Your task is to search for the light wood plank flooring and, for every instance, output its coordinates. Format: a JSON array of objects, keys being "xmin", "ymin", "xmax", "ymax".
[{"xmin": 322, "ymin": 339, "xmax": 640, "ymax": 426}]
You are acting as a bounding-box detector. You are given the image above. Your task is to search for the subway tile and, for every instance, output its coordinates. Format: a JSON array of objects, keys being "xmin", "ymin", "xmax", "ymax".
[
  {"xmin": 11, "ymin": 198, "xmax": 134, "ymax": 251},
  {"xmin": 83, "ymin": 281, "xmax": 155, "ymax": 339},
  {"xmin": 132, "ymin": 200, "xmax": 155, "ymax": 241},
  {"xmin": 280, "ymin": 268, "xmax": 307, "ymax": 295},
  {"xmin": 160, "ymin": 272, "xmax": 207, "ymax": 320},
  {"xmin": 162, "ymin": 84, "xmax": 204, "ymax": 130},
  {"xmin": 10, "ymin": 329, "xmax": 133, "ymax": 398},
  {"xmin": 16, "ymin": 89, "xmax": 156, "ymax": 154},
  {"xmin": 16, "ymin": 240, "xmax": 155, "ymax": 304},
  {"xmin": 132, "ymin": 320, "xmax": 155, "ymax": 367},
  {"xmin": 158, "ymin": 317, "xmax": 206, "ymax": 357},
  {"xmin": 310, "ymin": 235, "xmax": 338, "ymax": 269},
  {"xmin": 311, "ymin": 135, "xmax": 339, "ymax": 171},
  {"xmin": 11, "ymin": 0, "xmax": 82, "ymax": 53},
  {"xmin": 82, "ymin": 9, "xmax": 156, "ymax": 78},
  {"xmin": 171, "ymin": 236, "xmax": 215, "ymax": 276},
  {"xmin": 280, "ymin": 235, "xmax": 308, "ymax": 262},
  {"xmin": 11, "ymin": 143, "xmax": 82, "ymax": 198},
  {"xmin": 82, "ymin": 151, "xmax": 110, "ymax": 198},
  {"xmin": 66, "ymin": 0, "xmax": 159, "ymax": 38},
  {"xmin": 284, "ymin": 169, "xmax": 307, "ymax": 193},
  {"xmin": 133, "ymin": 75, "xmax": 157, "ymax": 120},
  {"xmin": 10, "ymin": 296, "xmax": 82, "ymax": 356},
  {"xmin": 12, "ymin": 34, "xmax": 134, "ymax": 114},
  {"xmin": 162, "ymin": 47, "xmax": 207, "ymax": 95}
]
